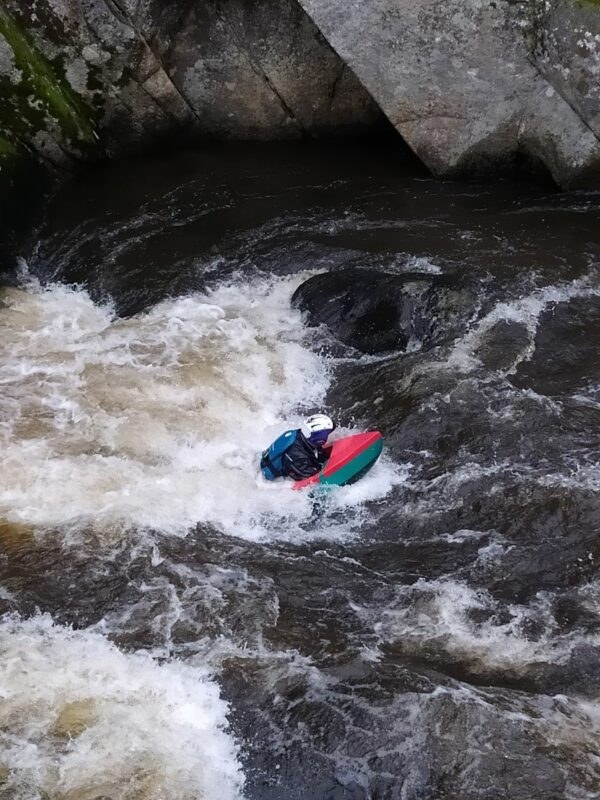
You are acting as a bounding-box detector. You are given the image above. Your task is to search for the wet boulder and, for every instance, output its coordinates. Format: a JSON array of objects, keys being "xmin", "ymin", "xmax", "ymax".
[
  {"xmin": 292, "ymin": 268, "xmax": 471, "ymax": 355},
  {"xmin": 0, "ymin": 0, "xmax": 383, "ymax": 168},
  {"xmin": 297, "ymin": 0, "xmax": 600, "ymax": 188}
]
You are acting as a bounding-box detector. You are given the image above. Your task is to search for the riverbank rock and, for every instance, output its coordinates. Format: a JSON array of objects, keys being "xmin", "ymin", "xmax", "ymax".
[
  {"xmin": 296, "ymin": 0, "xmax": 600, "ymax": 187},
  {"xmin": 292, "ymin": 268, "xmax": 473, "ymax": 354},
  {"xmin": 532, "ymin": 0, "xmax": 600, "ymax": 143},
  {"xmin": 1, "ymin": 0, "xmax": 600, "ymax": 188},
  {"xmin": 0, "ymin": 0, "xmax": 383, "ymax": 170}
]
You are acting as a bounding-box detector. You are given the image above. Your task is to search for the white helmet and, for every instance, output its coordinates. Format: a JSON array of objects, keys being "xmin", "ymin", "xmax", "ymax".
[{"xmin": 301, "ymin": 413, "xmax": 335, "ymax": 444}]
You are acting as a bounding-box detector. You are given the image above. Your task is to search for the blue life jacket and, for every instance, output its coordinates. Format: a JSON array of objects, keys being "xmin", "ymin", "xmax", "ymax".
[{"xmin": 260, "ymin": 430, "xmax": 299, "ymax": 480}]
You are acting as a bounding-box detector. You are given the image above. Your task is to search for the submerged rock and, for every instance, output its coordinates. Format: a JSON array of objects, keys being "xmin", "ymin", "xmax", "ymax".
[
  {"xmin": 511, "ymin": 296, "xmax": 600, "ymax": 395},
  {"xmin": 292, "ymin": 268, "xmax": 473, "ymax": 354}
]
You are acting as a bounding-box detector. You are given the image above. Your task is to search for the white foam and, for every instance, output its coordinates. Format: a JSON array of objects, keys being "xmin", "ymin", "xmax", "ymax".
[
  {"xmin": 363, "ymin": 578, "xmax": 595, "ymax": 673},
  {"xmin": 572, "ymin": 384, "xmax": 600, "ymax": 410},
  {"xmin": 401, "ymin": 255, "xmax": 442, "ymax": 274},
  {"xmin": 0, "ymin": 614, "xmax": 243, "ymax": 800},
  {"xmin": 398, "ymin": 460, "xmax": 521, "ymax": 519},
  {"xmin": 324, "ymin": 451, "xmax": 410, "ymax": 510},
  {"xmin": 0, "ymin": 274, "xmax": 400, "ymax": 541},
  {"xmin": 439, "ymin": 529, "xmax": 491, "ymax": 544},
  {"xmin": 444, "ymin": 275, "xmax": 600, "ymax": 375},
  {"xmin": 538, "ymin": 463, "xmax": 600, "ymax": 494}
]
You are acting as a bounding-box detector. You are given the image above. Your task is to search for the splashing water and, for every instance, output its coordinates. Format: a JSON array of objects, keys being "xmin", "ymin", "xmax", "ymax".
[
  {"xmin": 0, "ymin": 272, "xmax": 401, "ymax": 542},
  {"xmin": 4, "ymin": 147, "xmax": 600, "ymax": 800},
  {"xmin": 0, "ymin": 614, "xmax": 243, "ymax": 800}
]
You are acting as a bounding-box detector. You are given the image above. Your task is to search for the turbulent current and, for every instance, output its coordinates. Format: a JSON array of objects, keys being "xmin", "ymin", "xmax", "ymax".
[{"xmin": 1, "ymin": 144, "xmax": 600, "ymax": 800}]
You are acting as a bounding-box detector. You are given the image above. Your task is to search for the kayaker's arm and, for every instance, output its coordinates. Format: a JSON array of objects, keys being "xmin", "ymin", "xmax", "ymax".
[{"xmin": 281, "ymin": 439, "xmax": 322, "ymax": 479}]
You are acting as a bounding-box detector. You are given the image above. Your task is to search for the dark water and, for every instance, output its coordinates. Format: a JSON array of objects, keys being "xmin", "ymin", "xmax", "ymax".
[{"xmin": 2, "ymin": 143, "xmax": 600, "ymax": 800}]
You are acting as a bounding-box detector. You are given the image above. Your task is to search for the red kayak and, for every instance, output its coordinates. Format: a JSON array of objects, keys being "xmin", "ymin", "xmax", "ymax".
[{"xmin": 293, "ymin": 431, "xmax": 384, "ymax": 490}]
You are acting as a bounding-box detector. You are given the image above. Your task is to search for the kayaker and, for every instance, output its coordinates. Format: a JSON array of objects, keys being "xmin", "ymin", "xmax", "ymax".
[{"xmin": 260, "ymin": 413, "xmax": 336, "ymax": 481}]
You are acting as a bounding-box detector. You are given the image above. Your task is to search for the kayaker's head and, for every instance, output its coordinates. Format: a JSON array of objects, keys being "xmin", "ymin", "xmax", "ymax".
[{"xmin": 301, "ymin": 413, "xmax": 335, "ymax": 446}]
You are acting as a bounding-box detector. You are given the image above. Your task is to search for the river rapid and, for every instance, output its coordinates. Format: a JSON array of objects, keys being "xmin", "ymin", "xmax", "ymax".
[{"xmin": 1, "ymin": 143, "xmax": 600, "ymax": 800}]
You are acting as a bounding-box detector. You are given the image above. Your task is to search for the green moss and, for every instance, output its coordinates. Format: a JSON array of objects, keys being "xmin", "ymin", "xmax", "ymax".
[{"xmin": 0, "ymin": 6, "xmax": 98, "ymax": 155}]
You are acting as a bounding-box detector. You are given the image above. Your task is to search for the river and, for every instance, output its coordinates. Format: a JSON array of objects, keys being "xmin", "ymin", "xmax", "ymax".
[{"xmin": 1, "ymin": 142, "xmax": 600, "ymax": 799}]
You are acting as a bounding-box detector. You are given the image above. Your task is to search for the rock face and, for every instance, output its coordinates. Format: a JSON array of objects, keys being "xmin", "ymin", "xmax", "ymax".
[
  {"xmin": 296, "ymin": 0, "xmax": 600, "ymax": 187},
  {"xmin": 291, "ymin": 269, "xmax": 474, "ymax": 355},
  {"xmin": 164, "ymin": 0, "xmax": 384, "ymax": 140},
  {"xmin": 533, "ymin": 0, "xmax": 600, "ymax": 142},
  {"xmin": 0, "ymin": 0, "xmax": 383, "ymax": 170},
  {"xmin": 1, "ymin": 0, "xmax": 600, "ymax": 187}
]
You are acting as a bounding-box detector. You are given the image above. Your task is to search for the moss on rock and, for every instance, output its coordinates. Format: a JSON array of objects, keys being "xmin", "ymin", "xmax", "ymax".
[{"xmin": 0, "ymin": 5, "xmax": 97, "ymax": 158}]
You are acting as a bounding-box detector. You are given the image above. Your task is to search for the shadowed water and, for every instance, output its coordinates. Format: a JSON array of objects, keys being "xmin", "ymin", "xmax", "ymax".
[{"xmin": 1, "ymin": 143, "xmax": 600, "ymax": 800}]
